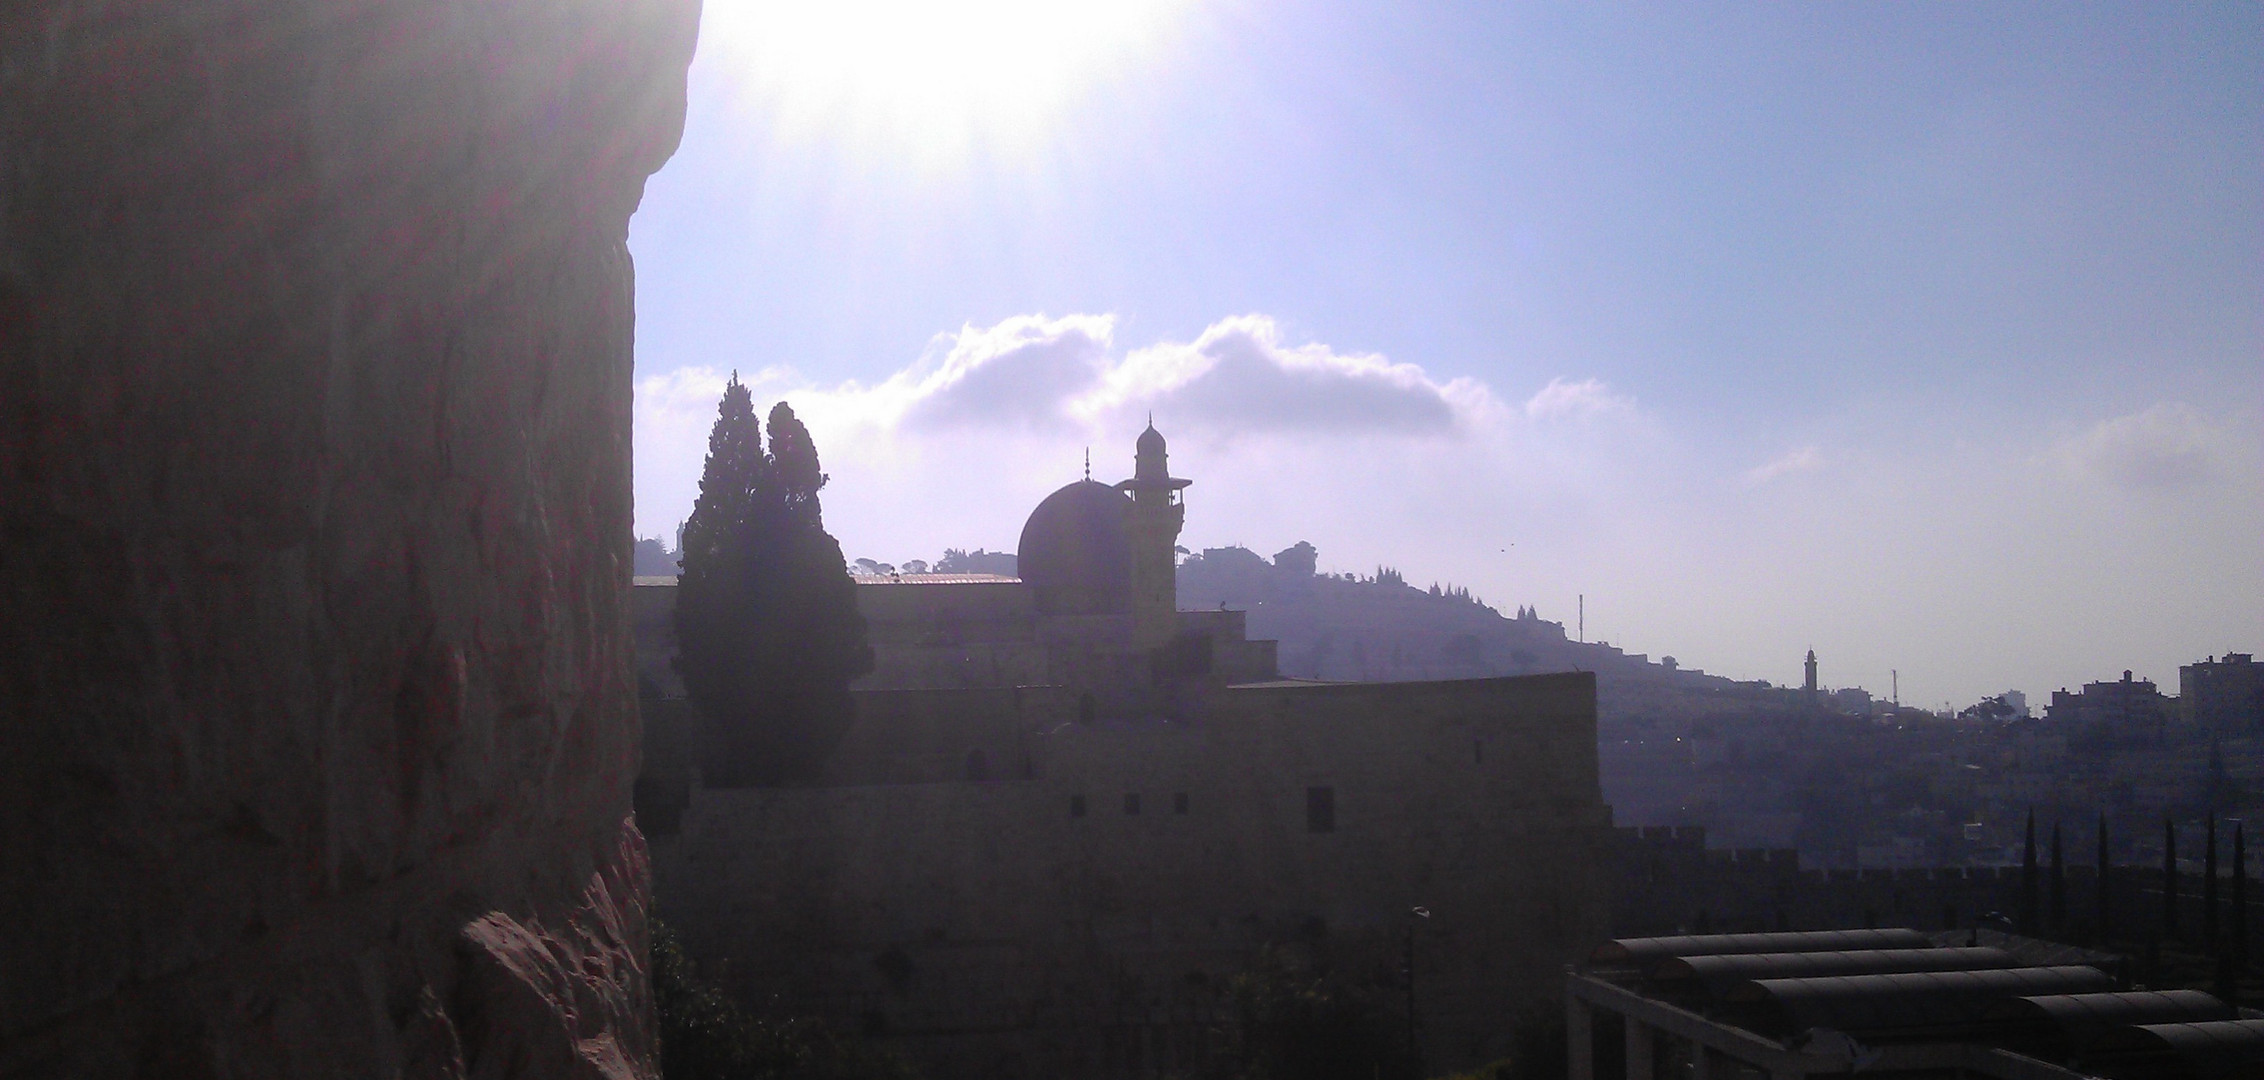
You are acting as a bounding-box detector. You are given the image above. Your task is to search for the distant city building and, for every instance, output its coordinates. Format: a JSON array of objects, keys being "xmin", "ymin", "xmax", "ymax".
[
  {"xmin": 2181, "ymin": 653, "xmax": 2263, "ymax": 734},
  {"xmin": 2046, "ymin": 670, "xmax": 2172, "ymax": 728}
]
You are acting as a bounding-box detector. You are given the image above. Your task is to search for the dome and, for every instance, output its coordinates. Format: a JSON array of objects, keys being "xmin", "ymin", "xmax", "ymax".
[
  {"xmin": 1125, "ymin": 421, "xmax": 1190, "ymax": 491},
  {"xmin": 1017, "ymin": 479, "xmax": 1133, "ymax": 616},
  {"xmin": 1136, "ymin": 423, "xmax": 1167, "ymax": 460}
]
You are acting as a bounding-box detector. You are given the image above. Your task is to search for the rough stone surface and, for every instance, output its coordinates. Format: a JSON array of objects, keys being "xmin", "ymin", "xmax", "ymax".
[
  {"xmin": 654, "ymin": 673, "xmax": 1613, "ymax": 1078},
  {"xmin": 0, "ymin": 0, "xmax": 699, "ymax": 1074}
]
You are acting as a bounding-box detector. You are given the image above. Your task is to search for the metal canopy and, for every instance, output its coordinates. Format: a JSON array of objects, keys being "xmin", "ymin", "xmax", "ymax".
[
  {"xmin": 1590, "ymin": 928, "xmax": 1934, "ymax": 968},
  {"xmin": 1981, "ymin": 991, "xmax": 2236, "ymax": 1061},
  {"xmin": 1651, "ymin": 946, "xmax": 2017, "ymax": 998},
  {"xmin": 1724, "ymin": 965, "xmax": 2115, "ymax": 1039},
  {"xmin": 2080, "ymin": 1018, "xmax": 2264, "ymax": 1080}
]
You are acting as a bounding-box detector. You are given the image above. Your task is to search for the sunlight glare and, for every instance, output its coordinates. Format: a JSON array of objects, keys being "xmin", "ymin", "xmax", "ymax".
[{"xmin": 703, "ymin": 0, "xmax": 1191, "ymax": 162}]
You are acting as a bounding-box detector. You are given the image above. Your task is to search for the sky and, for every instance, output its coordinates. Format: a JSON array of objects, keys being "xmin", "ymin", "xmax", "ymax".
[{"xmin": 626, "ymin": 2, "xmax": 2261, "ymax": 710}]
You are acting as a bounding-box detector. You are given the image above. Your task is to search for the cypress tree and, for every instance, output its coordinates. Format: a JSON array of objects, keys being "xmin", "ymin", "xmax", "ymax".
[
  {"xmin": 2218, "ymin": 820, "xmax": 2239, "ymax": 1005},
  {"xmin": 2049, "ymin": 822, "xmax": 2066, "ymax": 934},
  {"xmin": 2020, "ymin": 810, "xmax": 2038, "ymax": 934},
  {"xmin": 675, "ymin": 381, "xmax": 873, "ymax": 786},
  {"xmin": 2165, "ymin": 818, "xmax": 2180, "ymax": 940},
  {"xmin": 2097, "ymin": 813, "xmax": 2111, "ymax": 944},
  {"xmin": 676, "ymin": 374, "xmax": 775, "ymax": 787},
  {"xmin": 755, "ymin": 401, "xmax": 873, "ymax": 782},
  {"xmin": 2207, "ymin": 817, "xmax": 2220, "ymax": 949},
  {"xmin": 2236, "ymin": 824, "xmax": 2250, "ymax": 978}
]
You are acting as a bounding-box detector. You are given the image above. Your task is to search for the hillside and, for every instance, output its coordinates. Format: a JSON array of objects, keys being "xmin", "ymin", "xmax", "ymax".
[{"xmin": 1175, "ymin": 543, "xmax": 1800, "ymax": 725}]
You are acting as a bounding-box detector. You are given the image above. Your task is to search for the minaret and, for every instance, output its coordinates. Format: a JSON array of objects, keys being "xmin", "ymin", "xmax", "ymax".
[
  {"xmin": 1804, "ymin": 649, "xmax": 1819, "ymax": 710},
  {"xmin": 1116, "ymin": 420, "xmax": 1190, "ymax": 651}
]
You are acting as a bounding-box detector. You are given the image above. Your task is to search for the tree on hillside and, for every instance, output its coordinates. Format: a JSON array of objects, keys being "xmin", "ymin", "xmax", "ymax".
[
  {"xmin": 633, "ymin": 536, "xmax": 679, "ymax": 576},
  {"xmin": 674, "ymin": 380, "xmax": 872, "ymax": 787}
]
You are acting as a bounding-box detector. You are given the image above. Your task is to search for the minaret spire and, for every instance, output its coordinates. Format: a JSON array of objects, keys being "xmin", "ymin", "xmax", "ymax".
[
  {"xmin": 1083, "ymin": 447, "xmax": 1089, "ymax": 481},
  {"xmin": 1117, "ymin": 423, "xmax": 1190, "ymax": 651}
]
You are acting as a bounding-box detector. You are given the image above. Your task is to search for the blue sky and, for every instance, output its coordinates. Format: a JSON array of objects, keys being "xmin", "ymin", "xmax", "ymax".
[{"xmin": 628, "ymin": 2, "xmax": 2260, "ymax": 708}]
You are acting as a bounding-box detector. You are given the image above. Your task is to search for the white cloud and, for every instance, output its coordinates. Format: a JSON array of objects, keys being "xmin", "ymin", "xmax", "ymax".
[
  {"xmin": 898, "ymin": 314, "xmax": 1115, "ymax": 432},
  {"xmin": 639, "ymin": 314, "xmax": 1504, "ymax": 469},
  {"xmin": 1524, "ymin": 377, "xmax": 1633, "ymax": 421},
  {"xmin": 1743, "ymin": 445, "xmax": 1826, "ymax": 486},
  {"xmin": 1095, "ymin": 316, "xmax": 1485, "ymax": 436},
  {"xmin": 2054, "ymin": 402, "xmax": 2220, "ymax": 492}
]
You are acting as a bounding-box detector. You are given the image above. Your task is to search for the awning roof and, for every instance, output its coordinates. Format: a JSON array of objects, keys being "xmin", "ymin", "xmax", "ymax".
[
  {"xmin": 1984, "ymin": 989, "xmax": 2233, "ymax": 1030},
  {"xmin": 2081, "ymin": 1018, "xmax": 2264, "ymax": 1080},
  {"xmin": 1725, "ymin": 965, "xmax": 2114, "ymax": 1039},
  {"xmin": 1591, "ymin": 928, "xmax": 1933, "ymax": 968},
  {"xmin": 1652, "ymin": 946, "xmax": 2016, "ymax": 998}
]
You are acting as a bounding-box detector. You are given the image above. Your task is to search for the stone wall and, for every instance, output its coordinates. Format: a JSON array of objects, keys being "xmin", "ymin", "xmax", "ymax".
[
  {"xmin": 0, "ymin": 1, "xmax": 698, "ymax": 1075},
  {"xmin": 817, "ymin": 686, "xmax": 1072, "ymax": 787},
  {"xmin": 652, "ymin": 672, "xmax": 1613, "ymax": 1078}
]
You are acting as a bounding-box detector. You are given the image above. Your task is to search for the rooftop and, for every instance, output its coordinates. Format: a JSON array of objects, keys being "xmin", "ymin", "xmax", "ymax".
[{"xmin": 1570, "ymin": 927, "xmax": 2258, "ymax": 1079}]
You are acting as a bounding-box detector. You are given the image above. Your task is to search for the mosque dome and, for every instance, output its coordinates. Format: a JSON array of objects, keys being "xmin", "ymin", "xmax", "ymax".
[
  {"xmin": 1017, "ymin": 479, "xmax": 1134, "ymax": 616},
  {"xmin": 1125, "ymin": 421, "xmax": 1191, "ymax": 492},
  {"xmin": 1135, "ymin": 422, "xmax": 1167, "ymax": 461}
]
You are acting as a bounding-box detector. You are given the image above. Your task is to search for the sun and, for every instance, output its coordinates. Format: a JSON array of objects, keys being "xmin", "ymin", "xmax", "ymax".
[{"xmin": 702, "ymin": 0, "xmax": 1192, "ymax": 163}]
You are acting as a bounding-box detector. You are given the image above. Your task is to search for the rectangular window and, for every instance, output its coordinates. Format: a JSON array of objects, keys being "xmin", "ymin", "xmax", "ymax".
[
  {"xmin": 1070, "ymin": 794, "xmax": 1087, "ymax": 818},
  {"xmin": 1124, "ymin": 792, "xmax": 1141, "ymax": 816},
  {"xmin": 1306, "ymin": 786, "xmax": 1335, "ymax": 833},
  {"xmin": 1174, "ymin": 791, "xmax": 1189, "ymax": 815}
]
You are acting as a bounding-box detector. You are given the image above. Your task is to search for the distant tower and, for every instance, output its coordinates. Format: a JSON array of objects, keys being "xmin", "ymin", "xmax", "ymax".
[
  {"xmin": 1117, "ymin": 420, "xmax": 1191, "ymax": 650},
  {"xmin": 1804, "ymin": 649, "xmax": 1819, "ymax": 710}
]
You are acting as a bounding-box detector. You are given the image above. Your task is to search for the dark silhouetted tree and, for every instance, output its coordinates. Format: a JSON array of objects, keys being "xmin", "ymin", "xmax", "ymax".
[
  {"xmin": 755, "ymin": 401, "xmax": 873, "ymax": 782},
  {"xmin": 2097, "ymin": 813, "xmax": 2111, "ymax": 943},
  {"xmin": 2235, "ymin": 825, "xmax": 2249, "ymax": 980},
  {"xmin": 635, "ymin": 536, "xmax": 681, "ymax": 576},
  {"xmin": 676, "ymin": 375, "xmax": 773, "ymax": 785},
  {"xmin": 2049, "ymin": 822, "xmax": 2066, "ymax": 933},
  {"xmin": 2165, "ymin": 818, "xmax": 2180, "ymax": 940},
  {"xmin": 2206, "ymin": 816, "xmax": 2221, "ymax": 949},
  {"xmin": 2019, "ymin": 810, "xmax": 2038, "ymax": 934},
  {"xmin": 675, "ymin": 380, "xmax": 872, "ymax": 786}
]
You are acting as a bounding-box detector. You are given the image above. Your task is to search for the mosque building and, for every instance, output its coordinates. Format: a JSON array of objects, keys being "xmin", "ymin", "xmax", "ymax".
[
  {"xmin": 845, "ymin": 421, "xmax": 1277, "ymax": 707},
  {"xmin": 631, "ymin": 425, "xmax": 1613, "ymax": 1079}
]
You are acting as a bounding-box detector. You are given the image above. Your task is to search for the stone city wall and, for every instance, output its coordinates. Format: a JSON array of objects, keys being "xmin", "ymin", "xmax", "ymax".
[
  {"xmin": 817, "ymin": 686, "xmax": 1075, "ymax": 787},
  {"xmin": 0, "ymin": 1, "xmax": 699, "ymax": 1074},
  {"xmin": 652, "ymin": 673, "xmax": 1612, "ymax": 1079},
  {"xmin": 857, "ymin": 579, "xmax": 1037, "ymax": 644}
]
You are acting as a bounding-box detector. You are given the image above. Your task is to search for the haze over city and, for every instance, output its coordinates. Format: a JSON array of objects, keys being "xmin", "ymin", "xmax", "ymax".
[{"xmin": 627, "ymin": 3, "xmax": 2260, "ymax": 710}]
